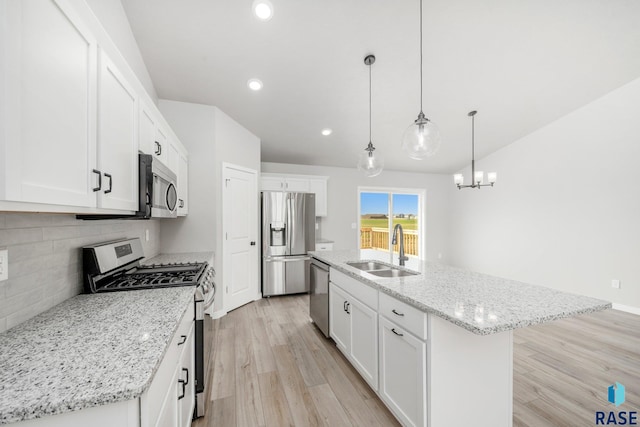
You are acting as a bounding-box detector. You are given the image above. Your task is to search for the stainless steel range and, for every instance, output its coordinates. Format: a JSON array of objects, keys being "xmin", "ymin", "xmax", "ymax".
[{"xmin": 82, "ymin": 238, "xmax": 214, "ymax": 419}]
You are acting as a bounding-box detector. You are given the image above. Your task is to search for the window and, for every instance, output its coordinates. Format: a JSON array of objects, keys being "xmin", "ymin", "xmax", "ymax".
[{"xmin": 358, "ymin": 187, "xmax": 425, "ymax": 268}]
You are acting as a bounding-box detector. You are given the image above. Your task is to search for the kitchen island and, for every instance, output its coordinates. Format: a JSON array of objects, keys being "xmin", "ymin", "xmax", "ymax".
[{"xmin": 310, "ymin": 250, "xmax": 610, "ymax": 427}]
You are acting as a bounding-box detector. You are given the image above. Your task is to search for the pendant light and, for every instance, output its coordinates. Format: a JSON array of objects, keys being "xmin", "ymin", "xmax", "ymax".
[
  {"xmin": 357, "ymin": 54, "xmax": 384, "ymax": 177},
  {"xmin": 454, "ymin": 110, "xmax": 497, "ymax": 189},
  {"xmin": 401, "ymin": 0, "xmax": 441, "ymax": 159}
]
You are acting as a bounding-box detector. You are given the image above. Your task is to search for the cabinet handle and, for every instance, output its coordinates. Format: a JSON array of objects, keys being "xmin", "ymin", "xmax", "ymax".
[
  {"xmin": 92, "ymin": 169, "xmax": 102, "ymax": 192},
  {"xmin": 343, "ymin": 301, "xmax": 347, "ymax": 312},
  {"xmin": 392, "ymin": 309, "xmax": 404, "ymax": 317},
  {"xmin": 285, "ymin": 182, "xmax": 289, "ymax": 189},
  {"xmin": 391, "ymin": 328, "xmax": 404, "ymax": 337},
  {"xmin": 104, "ymin": 173, "xmax": 112, "ymax": 194},
  {"xmin": 178, "ymin": 198, "xmax": 184, "ymax": 208},
  {"xmin": 346, "ymin": 302, "xmax": 350, "ymax": 315},
  {"xmin": 182, "ymin": 368, "xmax": 189, "ymax": 385},
  {"xmin": 155, "ymin": 141, "xmax": 162, "ymax": 155},
  {"xmin": 177, "ymin": 335, "xmax": 187, "ymax": 345},
  {"xmin": 178, "ymin": 379, "xmax": 186, "ymax": 400},
  {"xmin": 250, "ymin": 241, "xmax": 256, "ymax": 246}
]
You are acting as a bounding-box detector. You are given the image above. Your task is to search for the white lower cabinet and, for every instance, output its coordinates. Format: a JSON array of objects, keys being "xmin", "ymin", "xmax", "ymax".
[
  {"xmin": 141, "ymin": 305, "xmax": 195, "ymax": 427},
  {"xmin": 379, "ymin": 316, "xmax": 427, "ymax": 427},
  {"xmin": 329, "ymin": 280, "xmax": 378, "ymax": 389}
]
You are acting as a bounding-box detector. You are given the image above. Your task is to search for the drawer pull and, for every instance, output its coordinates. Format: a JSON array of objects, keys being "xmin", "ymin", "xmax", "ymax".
[
  {"xmin": 177, "ymin": 335, "xmax": 187, "ymax": 345},
  {"xmin": 391, "ymin": 328, "xmax": 404, "ymax": 337},
  {"xmin": 182, "ymin": 368, "xmax": 189, "ymax": 385},
  {"xmin": 178, "ymin": 379, "xmax": 186, "ymax": 400},
  {"xmin": 392, "ymin": 309, "xmax": 404, "ymax": 317}
]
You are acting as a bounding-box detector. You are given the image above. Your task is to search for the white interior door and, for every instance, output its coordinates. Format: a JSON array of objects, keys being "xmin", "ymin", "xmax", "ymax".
[{"xmin": 223, "ymin": 164, "xmax": 259, "ymax": 312}]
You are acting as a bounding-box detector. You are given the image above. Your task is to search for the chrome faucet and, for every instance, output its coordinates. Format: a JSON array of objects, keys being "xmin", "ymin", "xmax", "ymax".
[{"xmin": 392, "ymin": 223, "xmax": 409, "ymax": 266}]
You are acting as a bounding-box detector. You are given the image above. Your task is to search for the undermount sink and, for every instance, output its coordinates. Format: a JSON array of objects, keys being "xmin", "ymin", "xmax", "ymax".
[
  {"xmin": 346, "ymin": 261, "xmax": 390, "ymax": 271},
  {"xmin": 346, "ymin": 261, "xmax": 419, "ymax": 278},
  {"xmin": 367, "ymin": 269, "xmax": 419, "ymax": 278}
]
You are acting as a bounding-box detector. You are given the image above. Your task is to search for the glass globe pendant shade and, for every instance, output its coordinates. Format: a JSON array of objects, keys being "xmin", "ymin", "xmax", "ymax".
[
  {"xmin": 402, "ymin": 112, "xmax": 441, "ymax": 159},
  {"xmin": 357, "ymin": 142, "xmax": 383, "ymax": 177}
]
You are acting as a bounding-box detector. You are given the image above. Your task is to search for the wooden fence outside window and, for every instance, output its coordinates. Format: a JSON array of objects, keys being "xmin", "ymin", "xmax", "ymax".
[{"xmin": 360, "ymin": 227, "xmax": 419, "ymax": 256}]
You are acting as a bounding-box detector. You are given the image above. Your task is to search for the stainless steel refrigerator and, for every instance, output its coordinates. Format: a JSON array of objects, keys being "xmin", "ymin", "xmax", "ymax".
[{"xmin": 261, "ymin": 192, "xmax": 315, "ymax": 296}]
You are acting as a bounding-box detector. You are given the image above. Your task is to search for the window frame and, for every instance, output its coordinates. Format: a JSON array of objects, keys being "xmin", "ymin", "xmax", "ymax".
[{"xmin": 357, "ymin": 186, "xmax": 427, "ymax": 263}]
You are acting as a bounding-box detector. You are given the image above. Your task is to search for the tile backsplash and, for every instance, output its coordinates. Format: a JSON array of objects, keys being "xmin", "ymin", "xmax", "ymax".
[{"xmin": 0, "ymin": 213, "xmax": 160, "ymax": 333}]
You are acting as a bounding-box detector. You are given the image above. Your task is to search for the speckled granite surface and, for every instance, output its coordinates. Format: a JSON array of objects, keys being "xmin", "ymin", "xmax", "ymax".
[
  {"xmin": 311, "ymin": 250, "xmax": 611, "ymax": 336},
  {"xmin": 0, "ymin": 284, "xmax": 197, "ymax": 424},
  {"xmin": 143, "ymin": 251, "xmax": 214, "ymax": 266}
]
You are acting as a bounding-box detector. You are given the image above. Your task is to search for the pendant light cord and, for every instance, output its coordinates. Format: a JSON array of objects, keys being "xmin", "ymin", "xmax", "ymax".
[
  {"xmin": 369, "ymin": 61, "xmax": 372, "ymax": 143},
  {"xmin": 419, "ymin": 0, "xmax": 423, "ymax": 113}
]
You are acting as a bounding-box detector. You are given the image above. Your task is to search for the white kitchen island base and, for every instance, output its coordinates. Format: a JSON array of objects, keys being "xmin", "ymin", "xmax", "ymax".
[{"xmin": 428, "ymin": 315, "xmax": 512, "ymax": 427}]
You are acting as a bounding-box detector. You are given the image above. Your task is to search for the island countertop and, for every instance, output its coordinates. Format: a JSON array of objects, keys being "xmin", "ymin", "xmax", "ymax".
[
  {"xmin": 0, "ymin": 250, "xmax": 215, "ymax": 425},
  {"xmin": 310, "ymin": 250, "xmax": 611, "ymax": 335}
]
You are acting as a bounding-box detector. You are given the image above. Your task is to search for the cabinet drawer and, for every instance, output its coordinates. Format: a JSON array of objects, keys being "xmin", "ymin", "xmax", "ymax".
[
  {"xmin": 315, "ymin": 242, "xmax": 333, "ymax": 251},
  {"xmin": 379, "ymin": 292, "xmax": 427, "ymax": 340},
  {"xmin": 330, "ymin": 268, "xmax": 377, "ymax": 310}
]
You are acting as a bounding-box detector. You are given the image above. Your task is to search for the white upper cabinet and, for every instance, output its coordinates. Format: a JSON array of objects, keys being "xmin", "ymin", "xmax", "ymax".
[
  {"xmin": 96, "ymin": 50, "xmax": 139, "ymax": 211},
  {"xmin": 177, "ymin": 150, "xmax": 188, "ymax": 216},
  {"xmin": 0, "ymin": 0, "xmax": 189, "ymax": 214},
  {"xmin": 260, "ymin": 173, "xmax": 328, "ymax": 216},
  {"xmin": 0, "ymin": 0, "xmax": 98, "ymax": 207}
]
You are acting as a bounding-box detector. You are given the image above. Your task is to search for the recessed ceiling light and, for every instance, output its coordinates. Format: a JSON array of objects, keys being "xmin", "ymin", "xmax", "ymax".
[
  {"xmin": 252, "ymin": 0, "xmax": 273, "ymax": 21},
  {"xmin": 321, "ymin": 128, "xmax": 332, "ymax": 136},
  {"xmin": 247, "ymin": 78, "xmax": 263, "ymax": 91}
]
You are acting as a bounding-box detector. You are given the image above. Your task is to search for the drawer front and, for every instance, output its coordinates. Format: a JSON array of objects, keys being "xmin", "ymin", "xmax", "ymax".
[
  {"xmin": 315, "ymin": 243, "xmax": 334, "ymax": 251},
  {"xmin": 330, "ymin": 268, "xmax": 377, "ymax": 310},
  {"xmin": 379, "ymin": 292, "xmax": 427, "ymax": 340}
]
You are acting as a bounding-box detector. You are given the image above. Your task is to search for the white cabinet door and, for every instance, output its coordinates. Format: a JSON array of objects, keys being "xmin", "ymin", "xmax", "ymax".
[
  {"xmin": 284, "ymin": 178, "xmax": 309, "ymax": 192},
  {"xmin": 308, "ymin": 178, "xmax": 328, "ymax": 216},
  {"xmin": 261, "ymin": 176, "xmax": 285, "ymax": 191},
  {"xmin": 167, "ymin": 139, "xmax": 180, "ymax": 176},
  {"xmin": 329, "ymin": 283, "xmax": 350, "ymax": 353},
  {"xmin": 177, "ymin": 152, "xmax": 188, "ymax": 216},
  {"xmin": 1, "ymin": 0, "xmax": 98, "ymax": 207},
  {"xmin": 349, "ymin": 297, "xmax": 378, "ymax": 389},
  {"xmin": 97, "ymin": 50, "xmax": 138, "ymax": 211},
  {"xmin": 178, "ymin": 329, "xmax": 195, "ymax": 427},
  {"xmin": 379, "ymin": 316, "xmax": 427, "ymax": 427},
  {"xmin": 155, "ymin": 365, "xmax": 180, "ymax": 427},
  {"xmin": 139, "ymin": 99, "xmax": 158, "ymax": 157}
]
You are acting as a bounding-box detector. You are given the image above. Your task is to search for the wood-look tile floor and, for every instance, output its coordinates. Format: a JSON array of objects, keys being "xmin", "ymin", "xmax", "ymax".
[{"xmin": 194, "ymin": 295, "xmax": 640, "ymax": 427}]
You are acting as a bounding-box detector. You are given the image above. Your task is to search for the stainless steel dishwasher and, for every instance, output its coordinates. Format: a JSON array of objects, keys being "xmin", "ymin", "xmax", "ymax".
[{"xmin": 310, "ymin": 258, "xmax": 330, "ymax": 337}]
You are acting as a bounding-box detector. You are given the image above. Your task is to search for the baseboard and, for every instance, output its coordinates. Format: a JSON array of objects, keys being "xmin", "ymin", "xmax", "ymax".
[
  {"xmin": 209, "ymin": 309, "xmax": 227, "ymax": 319},
  {"xmin": 612, "ymin": 303, "xmax": 640, "ymax": 316}
]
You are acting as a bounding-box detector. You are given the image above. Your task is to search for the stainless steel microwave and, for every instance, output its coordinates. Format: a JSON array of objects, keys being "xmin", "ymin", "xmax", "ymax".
[
  {"xmin": 78, "ymin": 154, "xmax": 177, "ymax": 220},
  {"xmin": 140, "ymin": 153, "xmax": 177, "ymax": 218}
]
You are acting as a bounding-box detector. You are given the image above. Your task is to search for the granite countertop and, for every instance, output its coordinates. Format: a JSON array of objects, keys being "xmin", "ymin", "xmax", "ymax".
[
  {"xmin": 310, "ymin": 250, "xmax": 611, "ymax": 336},
  {"xmin": 0, "ymin": 252, "xmax": 214, "ymax": 425}
]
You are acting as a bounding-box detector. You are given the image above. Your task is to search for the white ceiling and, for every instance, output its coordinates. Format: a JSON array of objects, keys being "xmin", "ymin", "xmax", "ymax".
[{"xmin": 121, "ymin": 0, "xmax": 640, "ymax": 174}]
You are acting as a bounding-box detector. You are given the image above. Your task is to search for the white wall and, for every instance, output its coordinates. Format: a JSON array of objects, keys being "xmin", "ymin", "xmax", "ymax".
[
  {"xmin": 449, "ymin": 77, "xmax": 640, "ymax": 310},
  {"xmin": 261, "ymin": 162, "xmax": 451, "ymax": 263},
  {"xmin": 83, "ymin": 0, "xmax": 157, "ymax": 101},
  {"xmin": 158, "ymin": 100, "xmax": 261, "ymax": 314}
]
